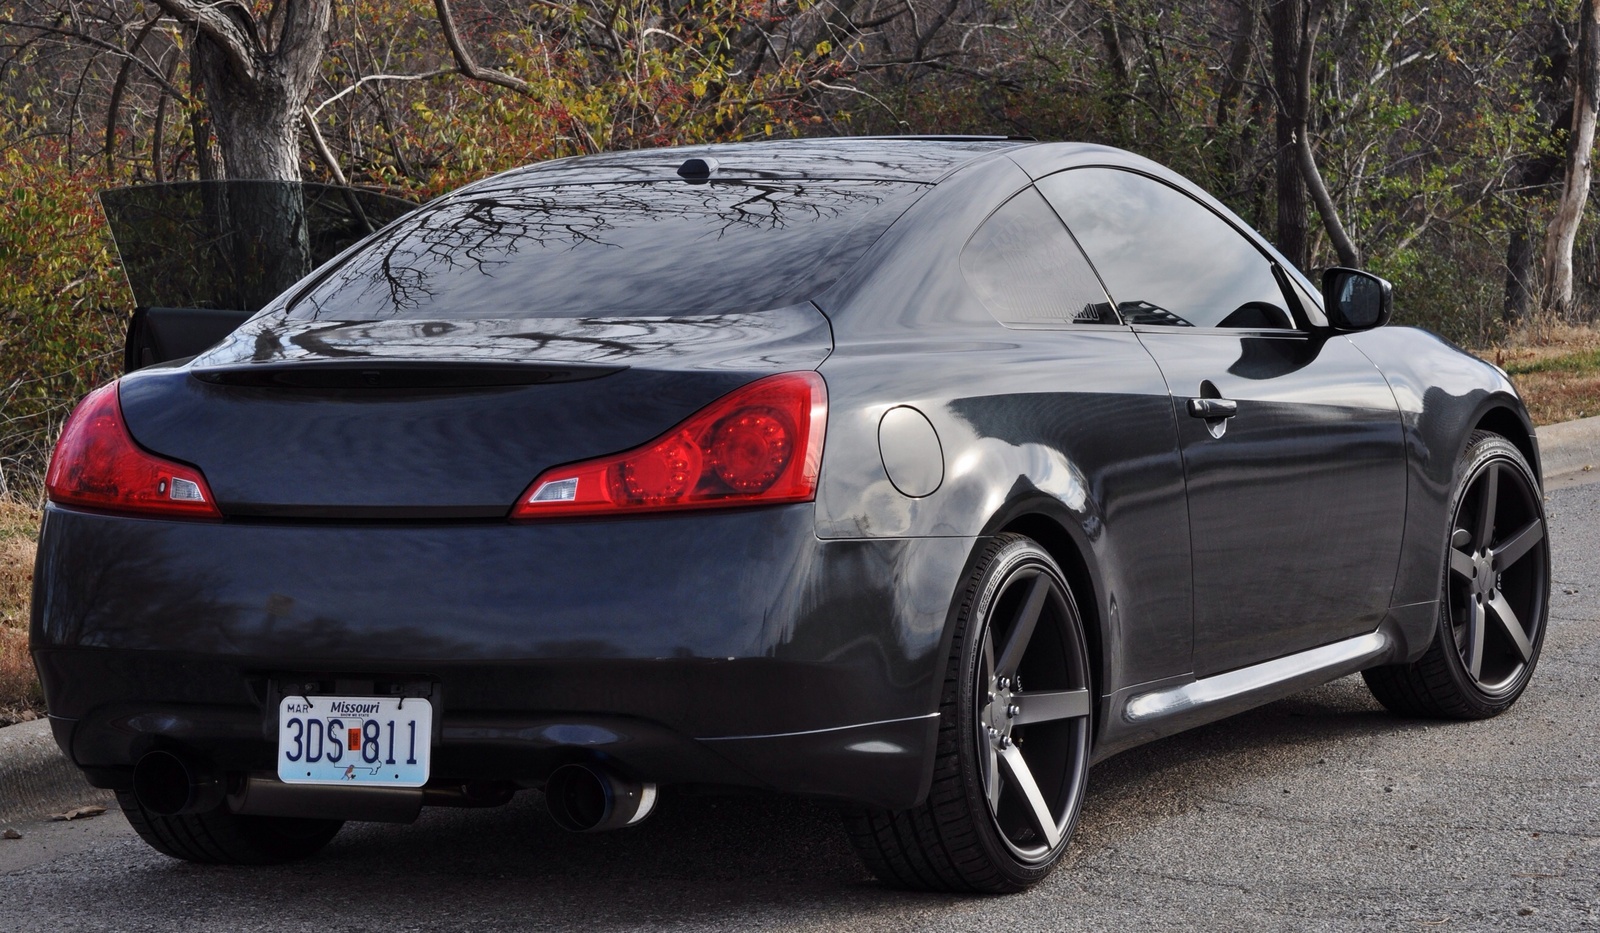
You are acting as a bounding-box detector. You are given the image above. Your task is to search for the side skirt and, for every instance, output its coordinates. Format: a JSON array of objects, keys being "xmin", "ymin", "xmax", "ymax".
[{"xmin": 1090, "ymin": 625, "xmax": 1402, "ymax": 764}]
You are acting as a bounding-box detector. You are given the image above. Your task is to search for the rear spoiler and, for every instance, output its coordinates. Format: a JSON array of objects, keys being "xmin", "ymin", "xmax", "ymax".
[{"xmin": 125, "ymin": 307, "xmax": 253, "ymax": 372}]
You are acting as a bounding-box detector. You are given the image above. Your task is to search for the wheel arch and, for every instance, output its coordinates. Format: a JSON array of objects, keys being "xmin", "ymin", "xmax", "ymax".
[{"xmin": 1472, "ymin": 400, "xmax": 1541, "ymax": 481}]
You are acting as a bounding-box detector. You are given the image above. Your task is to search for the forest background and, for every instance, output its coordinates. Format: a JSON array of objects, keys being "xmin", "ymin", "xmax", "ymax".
[{"xmin": 5, "ymin": 0, "xmax": 1600, "ymax": 507}]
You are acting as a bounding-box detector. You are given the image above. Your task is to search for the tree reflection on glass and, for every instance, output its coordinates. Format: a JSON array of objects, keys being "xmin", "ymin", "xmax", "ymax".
[
  {"xmin": 290, "ymin": 180, "xmax": 920, "ymax": 321},
  {"xmin": 98, "ymin": 183, "xmax": 418, "ymax": 313}
]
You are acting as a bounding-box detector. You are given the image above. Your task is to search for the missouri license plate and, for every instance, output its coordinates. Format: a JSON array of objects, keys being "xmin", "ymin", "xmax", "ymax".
[{"xmin": 277, "ymin": 695, "xmax": 432, "ymax": 787}]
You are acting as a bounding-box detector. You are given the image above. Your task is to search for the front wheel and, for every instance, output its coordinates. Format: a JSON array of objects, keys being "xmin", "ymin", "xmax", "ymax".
[
  {"xmin": 1364, "ymin": 431, "xmax": 1549, "ymax": 718},
  {"xmin": 844, "ymin": 534, "xmax": 1093, "ymax": 893}
]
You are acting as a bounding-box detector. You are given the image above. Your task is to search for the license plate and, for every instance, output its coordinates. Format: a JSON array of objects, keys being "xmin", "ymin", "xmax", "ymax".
[{"xmin": 277, "ymin": 696, "xmax": 432, "ymax": 787}]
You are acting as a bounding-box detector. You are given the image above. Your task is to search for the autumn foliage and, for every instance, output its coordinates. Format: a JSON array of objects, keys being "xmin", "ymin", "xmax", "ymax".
[
  {"xmin": 2, "ymin": 0, "xmax": 1599, "ymax": 497},
  {"xmin": 0, "ymin": 127, "xmax": 126, "ymax": 501}
]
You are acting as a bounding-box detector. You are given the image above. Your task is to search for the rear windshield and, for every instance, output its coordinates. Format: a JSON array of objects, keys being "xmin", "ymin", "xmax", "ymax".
[{"xmin": 289, "ymin": 180, "xmax": 922, "ymax": 320}]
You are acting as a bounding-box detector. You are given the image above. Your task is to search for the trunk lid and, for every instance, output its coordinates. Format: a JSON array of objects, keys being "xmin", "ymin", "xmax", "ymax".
[{"xmin": 118, "ymin": 308, "xmax": 831, "ymax": 518}]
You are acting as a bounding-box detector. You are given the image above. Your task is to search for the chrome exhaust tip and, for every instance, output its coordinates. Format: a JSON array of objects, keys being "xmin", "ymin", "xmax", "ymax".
[
  {"xmin": 132, "ymin": 750, "xmax": 223, "ymax": 816},
  {"xmin": 544, "ymin": 764, "xmax": 657, "ymax": 832}
]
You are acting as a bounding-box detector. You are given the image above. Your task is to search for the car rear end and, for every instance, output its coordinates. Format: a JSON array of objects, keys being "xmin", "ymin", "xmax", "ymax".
[{"xmin": 29, "ymin": 146, "xmax": 991, "ymax": 827}]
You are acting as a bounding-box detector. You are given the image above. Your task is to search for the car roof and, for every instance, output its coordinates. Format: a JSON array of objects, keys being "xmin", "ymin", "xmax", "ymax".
[{"xmin": 461, "ymin": 136, "xmax": 1034, "ymax": 191}]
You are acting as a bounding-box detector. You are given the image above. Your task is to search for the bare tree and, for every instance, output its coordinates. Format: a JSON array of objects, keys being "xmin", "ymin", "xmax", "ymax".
[
  {"xmin": 1269, "ymin": 0, "xmax": 1310, "ymax": 270},
  {"xmin": 153, "ymin": 0, "xmax": 330, "ymax": 181},
  {"xmin": 1545, "ymin": 0, "xmax": 1600, "ymax": 319},
  {"xmin": 1291, "ymin": 1, "xmax": 1359, "ymax": 268}
]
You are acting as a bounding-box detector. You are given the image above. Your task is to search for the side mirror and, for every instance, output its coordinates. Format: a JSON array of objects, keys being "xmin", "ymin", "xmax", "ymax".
[{"xmin": 1320, "ymin": 267, "xmax": 1392, "ymax": 331}]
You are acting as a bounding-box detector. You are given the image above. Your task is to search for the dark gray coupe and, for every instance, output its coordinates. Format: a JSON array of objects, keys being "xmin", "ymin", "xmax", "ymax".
[{"xmin": 32, "ymin": 138, "xmax": 1547, "ymax": 892}]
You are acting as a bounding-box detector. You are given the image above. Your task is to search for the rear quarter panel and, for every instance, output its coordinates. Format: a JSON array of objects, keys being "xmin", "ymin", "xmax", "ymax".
[{"xmin": 810, "ymin": 158, "xmax": 1196, "ymax": 695}]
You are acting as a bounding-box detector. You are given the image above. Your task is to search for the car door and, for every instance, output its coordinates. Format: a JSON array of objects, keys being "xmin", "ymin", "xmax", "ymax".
[
  {"xmin": 953, "ymin": 184, "xmax": 1196, "ymax": 686},
  {"xmin": 1037, "ymin": 167, "xmax": 1407, "ymax": 676}
]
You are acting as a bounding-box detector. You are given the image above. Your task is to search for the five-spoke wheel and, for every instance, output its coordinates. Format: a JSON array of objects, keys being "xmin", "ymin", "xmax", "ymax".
[
  {"xmin": 973, "ymin": 562, "xmax": 1092, "ymax": 863},
  {"xmin": 845, "ymin": 534, "xmax": 1092, "ymax": 892},
  {"xmin": 1365, "ymin": 432, "xmax": 1549, "ymax": 718}
]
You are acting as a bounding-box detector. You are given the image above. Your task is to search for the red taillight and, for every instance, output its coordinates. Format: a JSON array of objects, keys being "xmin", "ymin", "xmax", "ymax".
[
  {"xmin": 512, "ymin": 371, "xmax": 827, "ymax": 519},
  {"xmin": 45, "ymin": 381, "xmax": 221, "ymax": 519}
]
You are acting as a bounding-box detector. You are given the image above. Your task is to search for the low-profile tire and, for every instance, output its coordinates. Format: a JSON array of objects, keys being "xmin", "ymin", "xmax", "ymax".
[
  {"xmin": 115, "ymin": 789, "xmax": 343, "ymax": 865},
  {"xmin": 1364, "ymin": 431, "xmax": 1549, "ymax": 719},
  {"xmin": 844, "ymin": 533, "xmax": 1093, "ymax": 893}
]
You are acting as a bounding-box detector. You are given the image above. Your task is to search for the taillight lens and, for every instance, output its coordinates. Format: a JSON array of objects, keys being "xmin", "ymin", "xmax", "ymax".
[
  {"xmin": 45, "ymin": 381, "xmax": 221, "ymax": 519},
  {"xmin": 512, "ymin": 371, "xmax": 826, "ymax": 519}
]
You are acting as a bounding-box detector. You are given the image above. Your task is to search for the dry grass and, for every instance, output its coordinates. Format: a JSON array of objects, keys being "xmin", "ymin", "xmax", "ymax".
[
  {"xmin": 1481, "ymin": 323, "xmax": 1600, "ymax": 426},
  {"xmin": 0, "ymin": 500, "xmax": 43, "ymax": 725}
]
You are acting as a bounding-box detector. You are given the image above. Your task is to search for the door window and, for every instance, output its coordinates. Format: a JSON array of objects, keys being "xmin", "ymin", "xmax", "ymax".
[
  {"xmin": 1037, "ymin": 169, "xmax": 1294, "ymax": 329},
  {"xmin": 960, "ymin": 186, "xmax": 1117, "ymax": 326}
]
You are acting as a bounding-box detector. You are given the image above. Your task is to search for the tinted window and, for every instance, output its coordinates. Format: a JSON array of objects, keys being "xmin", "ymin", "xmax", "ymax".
[
  {"xmin": 960, "ymin": 187, "xmax": 1115, "ymax": 326},
  {"xmin": 1037, "ymin": 169, "xmax": 1293, "ymax": 329},
  {"xmin": 99, "ymin": 182, "xmax": 419, "ymax": 313},
  {"xmin": 289, "ymin": 180, "xmax": 920, "ymax": 320}
]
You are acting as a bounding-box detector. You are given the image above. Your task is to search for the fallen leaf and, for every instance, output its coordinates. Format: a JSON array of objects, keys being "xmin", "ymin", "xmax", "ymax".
[
  {"xmin": 49, "ymin": 805, "xmax": 107, "ymax": 822},
  {"xmin": 2, "ymin": 828, "xmax": 21, "ymax": 840}
]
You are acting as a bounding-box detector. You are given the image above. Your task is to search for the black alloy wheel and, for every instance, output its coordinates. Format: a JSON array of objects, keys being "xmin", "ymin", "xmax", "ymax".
[
  {"xmin": 1365, "ymin": 432, "xmax": 1549, "ymax": 718},
  {"xmin": 845, "ymin": 534, "xmax": 1093, "ymax": 892}
]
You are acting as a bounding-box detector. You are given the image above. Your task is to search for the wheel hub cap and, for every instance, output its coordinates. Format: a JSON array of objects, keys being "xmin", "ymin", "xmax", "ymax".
[
  {"xmin": 1473, "ymin": 553, "xmax": 1495, "ymax": 597},
  {"xmin": 982, "ymin": 677, "xmax": 1018, "ymax": 748}
]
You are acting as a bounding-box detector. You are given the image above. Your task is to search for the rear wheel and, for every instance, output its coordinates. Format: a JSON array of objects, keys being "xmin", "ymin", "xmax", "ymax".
[
  {"xmin": 844, "ymin": 534, "xmax": 1093, "ymax": 893},
  {"xmin": 1364, "ymin": 432, "xmax": 1549, "ymax": 718},
  {"xmin": 115, "ymin": 789, "xmax": 343, "ymax": 865}
]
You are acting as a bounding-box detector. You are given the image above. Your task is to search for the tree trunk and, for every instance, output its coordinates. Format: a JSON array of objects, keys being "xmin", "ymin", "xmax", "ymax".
[
  {"xmin": 1214, "ymin": 0, "xmax": 1258, "ymax": 130},
  {"xmin": 195, "ymin": 43, "xmax": 305, "ymax": 182},
  {"xmin": 1291, "ymin": 2, "xmax": 1359, "ymax": 268},
  {"xmin": 193, "ymin": 31, "xmax": 310, "ymax": 311},
  {"xmin": 1213, "ymin": 0, "xmax": 1260, "ymax": 201},
  {"xmin": 160, "ymin": 0, "xmax": 332, "ymax": 310},
  {"xmin": 1100, "ymin": 15, "xmax": 1130, "ymax": 87},
  {"xmin": 1506, "ymin": 228, "xmax": 1536, "ymax": 323},
  {"xmin": 1504, "ymin": 17, "xmax": 1571, "ymax": 325},
  {"xmin": 1269, "ymin": 0, "xmax": 1308, "ymax": 271},
  {"xmin": 1545, "ymin": 0, "xmax": 1600, "ymax": 320}
]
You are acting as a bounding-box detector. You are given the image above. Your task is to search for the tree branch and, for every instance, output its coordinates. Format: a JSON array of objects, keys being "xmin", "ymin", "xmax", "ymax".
[
  {"xmin": 301, "ymin": 106, "xmax": 348, "ymax": 186},
  {"xmin": 149, "ymin": 0, "xmax": 261, "ymax": 83},
  {"xmin": 0, "ymin": 19, "xmax": 190, "ymax": 100},
  {"xmin": 309, "ymin": 69, "xmax": 455, "ymax": 117},
  {"xmin": 432, "ymin": 0, "xmax": 533, "ymax": 94},
  {"xmin": 105, "ymin": 17, "xmax": 162, "ymax": 175},
  {"xmin": 278, "ymin": 0, "xmax": 333, "ymax": 96},
  {"xmin": 1294, "ymin": 1, "xmax": 1359, "ymax": 267}
]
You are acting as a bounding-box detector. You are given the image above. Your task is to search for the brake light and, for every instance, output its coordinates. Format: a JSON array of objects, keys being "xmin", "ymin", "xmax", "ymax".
[
  {"xmin": 512, "ymin": 371, "xmax": 826, "ymax": 519},
  {"xmin": 45, "ymin": 381, "xmax": 221, "ymax": 519}
]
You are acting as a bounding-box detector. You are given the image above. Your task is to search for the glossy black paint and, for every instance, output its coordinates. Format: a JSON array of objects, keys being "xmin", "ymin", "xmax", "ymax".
[
  {"xmin": 33, "ymin": 138, "xmax": 1537, "ymax": 815},
  {"xmin": 33, "ymin": 502, "xmax": 966, "ymax": 808},
  {"xmin": 1132, "ymin": 329, "xmax": 1406, "ymax": 676}
]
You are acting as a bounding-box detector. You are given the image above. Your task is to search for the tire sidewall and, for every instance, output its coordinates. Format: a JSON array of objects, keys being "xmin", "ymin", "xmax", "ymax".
[
  {"xmin": 951, "ymin": 535, "xmax": 1090, "ymax": 888},
  {"xmin": 1433, "ymin": 435, "xmax": 1549, "ymax": 713}
]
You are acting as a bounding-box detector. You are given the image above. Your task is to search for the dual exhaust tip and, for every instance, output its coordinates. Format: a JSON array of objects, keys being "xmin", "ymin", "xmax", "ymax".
[
  {"xmin": 544, "ymin": 763, "xmax": 658, "ymax": 832},
  {"xmin": 132, "ymin": 751, "xmax": 657, "ymax": 832}
]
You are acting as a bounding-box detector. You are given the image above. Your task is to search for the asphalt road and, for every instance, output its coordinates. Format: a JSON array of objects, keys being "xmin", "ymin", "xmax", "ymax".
[{"xmin": 3, "ymin": 477, "xmax": 1597, "ymax": 932}]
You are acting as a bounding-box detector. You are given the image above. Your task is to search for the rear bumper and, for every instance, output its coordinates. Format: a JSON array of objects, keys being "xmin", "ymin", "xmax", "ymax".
[{"xmin": 31, "ymin": 504, "xmax": 971, "ymax": 809}]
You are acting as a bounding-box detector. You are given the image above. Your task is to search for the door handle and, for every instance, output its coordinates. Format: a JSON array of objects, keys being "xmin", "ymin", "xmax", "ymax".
[{"xmin": 1187, "ymin": 397, "xmax": 1238, "ymax": 419}]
